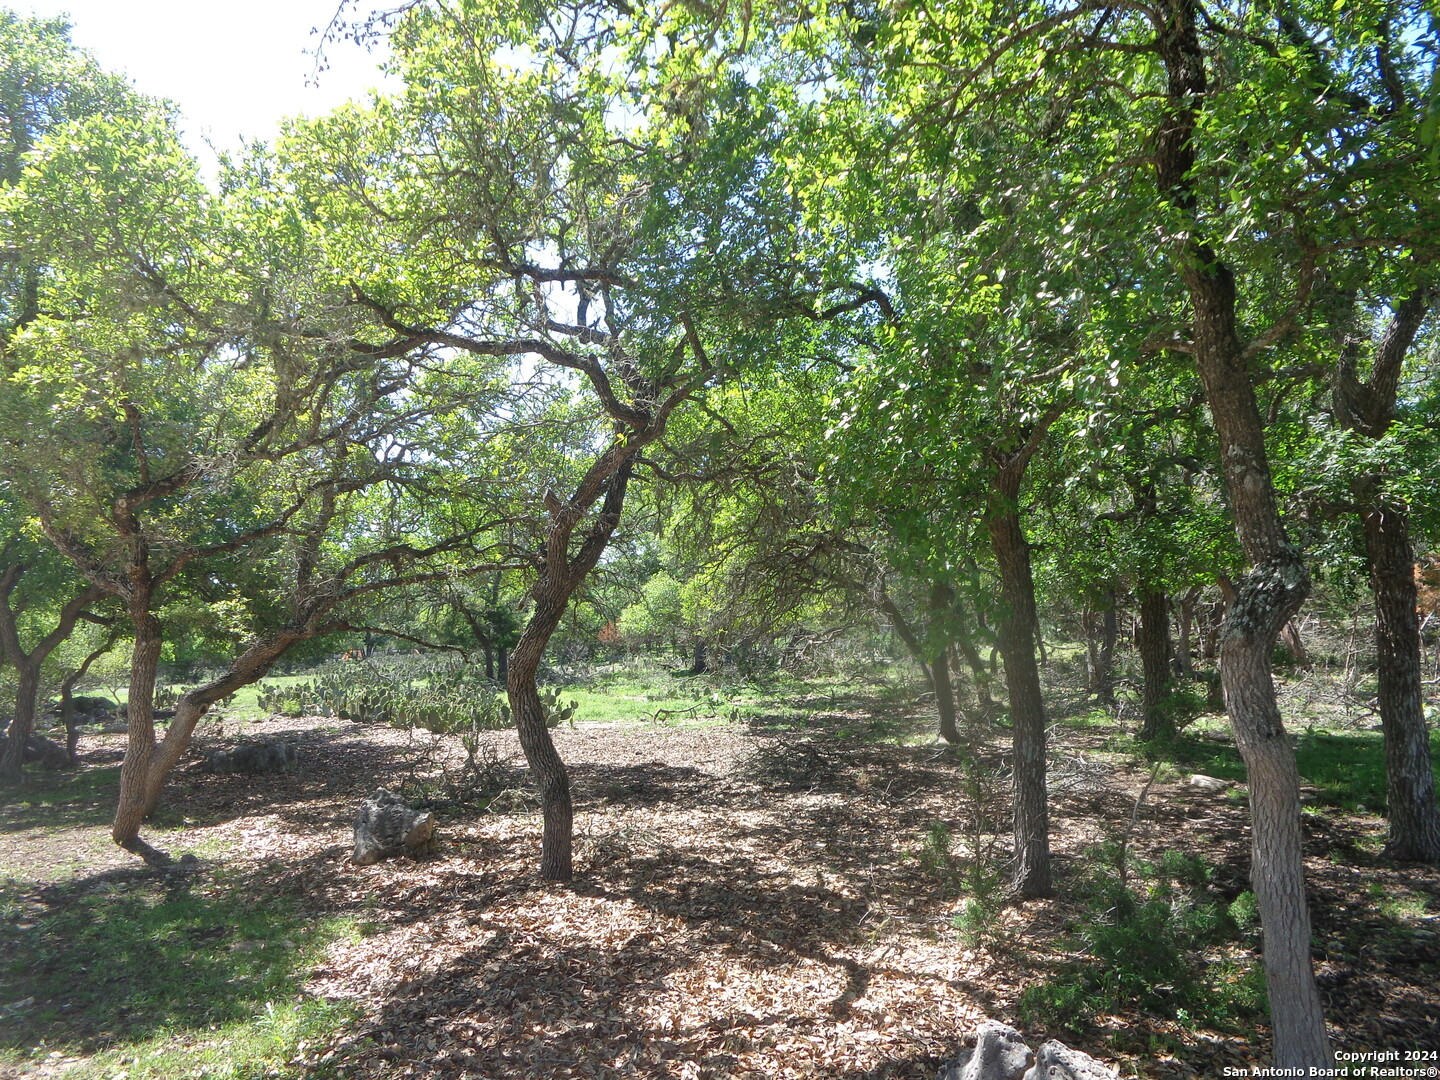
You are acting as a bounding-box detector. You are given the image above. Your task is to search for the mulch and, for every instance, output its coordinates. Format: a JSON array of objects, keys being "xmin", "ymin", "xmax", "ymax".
[{"xmin": 4, "ymin": 708, "xmax": 1438, "ymax": 1079}]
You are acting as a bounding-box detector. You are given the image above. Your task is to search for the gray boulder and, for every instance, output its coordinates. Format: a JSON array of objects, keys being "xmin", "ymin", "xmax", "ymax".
[
  {"xmin": 936, "ymin": 1022, "xmax": 1117, "ymax": 1080},
  {"xmin": 937, "ymin": 1022, "xmax": 1033, "ymax": 1080},
  {"xmin": 1023, "ymin": 1041, "xmax": 1119, "ymax": 1080},
  {"xmin": 22, "ymin": 734, "xmax": 71, "ymax": 769},
  {"xmin": 205, "ymin": 739, "xmax": 298, "ymax": 775},
  {"xmin": 353, "ymin": 788, "xmax": 434, "ymax": 865}
]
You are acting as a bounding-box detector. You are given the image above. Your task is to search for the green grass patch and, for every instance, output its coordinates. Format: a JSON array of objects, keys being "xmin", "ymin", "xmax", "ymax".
[
  {"xmin": 0, "ymin": 866, "xmax": 359, "ymax": 1078},
  {"xmin": 0, "ymin": 766, "xmax": 121, "ymax": 833}
]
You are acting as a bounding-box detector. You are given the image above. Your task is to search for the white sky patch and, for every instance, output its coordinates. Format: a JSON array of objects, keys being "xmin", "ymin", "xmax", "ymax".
[{"xmin": 14, "ymin": 0, "xmax": 398, "ymax": 170}]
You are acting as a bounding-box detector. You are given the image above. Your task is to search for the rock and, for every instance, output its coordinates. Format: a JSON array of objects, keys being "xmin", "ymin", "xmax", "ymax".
[
  {"xmin": 67, "ymin": 696, "xmax": 113, "ymax": 715},
  {"xmin": 936, "ymin": 1023, "xmax": 1117, "ymax": 1080},
  {"xmin": 1185, "ymin": 773, "xmax": 1230, "ymax": 793},
  {"xmin": 22, "ymin": 735, "xmax": 70, "ymax": 769},
  {"xmin": 205, "ymin": 739, "xmax": 298, "ymax": 775},
  {"xmin": 1023, "ymin": 1041, "xmax": 1119, "ymax": 1080},
  {"xmin": 353, "ymin": 788, "xmax": 434, "ymax": 865},
  {"xmin": 937, "ymin": 1021, "xmax": 1033, "ymax": 1080}
]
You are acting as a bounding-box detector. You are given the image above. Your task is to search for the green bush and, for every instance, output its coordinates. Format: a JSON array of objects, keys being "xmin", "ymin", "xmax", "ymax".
[{"xmin": 1017, "ymin": 849, "xmax": 1263, "ymax": 1035}]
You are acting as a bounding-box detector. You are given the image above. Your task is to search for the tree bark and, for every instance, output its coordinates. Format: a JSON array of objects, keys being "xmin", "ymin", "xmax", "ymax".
[
  {"xmin": 508, "ymin": 589, "xmax": 577, "ymax": 882},
  {"xmin": 686, "ymin": 638, "xmax": 709, "ymax": 675},
  {"xmin": 1137, "ymin": 585, "xmax": 1174, "ymax": 740},
  {"xmin": 987, "ymin": 451, "xmax": 1054, "ymax": 898},
  {"xmin": 1153, "ymin": 0, "xmax": 1332, "ymax": 1065},
  {"xmin": 1364, "ymin": 503, "xmax": 1440, "ymax": 862},
  {"xmin": 1176, "ymin": 585, "xmax": 1202, "ymax": 678},
  {"xmin": 113, "ymin": 599, "xmax": 164, "ymax": 858},
  {"xmin": 1334, "ymin": 288, "xmax": 1440, "ymax": 864},
  {"xmin": 508, "ymin": 458, "xmax": 636, "ymax": 882},
  {"xmin": 952, "ymin": 616, "xmax": 997, "ymax": 713},
  {"xmin": 1, "ymin": 661, "xmax": 42, "ymax": 780}
]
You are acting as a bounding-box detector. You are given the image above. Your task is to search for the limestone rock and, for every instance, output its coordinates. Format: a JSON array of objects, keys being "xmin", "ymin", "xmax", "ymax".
[
  {"xmin": 353, "ymin": 788, "xmax": 434, "ymax": 865},
  {"xmin": 936, "ymin": 1023, "xmax": 1117, "ymax": 1080},
  {"xmin": 937, "ymin": 1021, "xmax": 1033, "ymax": 1080},
  {"xmin": 1185, "ymin": 773, "xmax": 1230, "ymax": 793},
  {"xmin": 205, "ymin": 739, "xmax": 298, "ymax": 775},
  {"xmin": 22, "ymin": 734, "xmax": 70, "ymax": 769},
  {"xmin": 1023, "ymin": 1040, "xmax": 1119, "ymax": 1080}
]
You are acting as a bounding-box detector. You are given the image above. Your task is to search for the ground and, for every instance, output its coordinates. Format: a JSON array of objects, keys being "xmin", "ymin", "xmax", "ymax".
[{"xmin": 1, "ymin": 679, "xmax": 1438, "ymax": 1080}]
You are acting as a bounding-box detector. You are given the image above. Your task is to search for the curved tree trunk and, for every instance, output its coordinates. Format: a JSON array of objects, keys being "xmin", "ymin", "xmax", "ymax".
[
  {"xmin": 1137, "ymin": 585, "xmax": 1174, "ymax": 741},
  {"xmin": 1153, "ymin": 0, "xmax": 1331, "ymax": 1064},
  {"xmin": 1364, "ymin": 504, "xmax": 1440, "ymax": 862},
  {"xmin": 1334, "ymin": 289, "xmax": 1440, "ymax": 865},
  {"xmin": 507, "ymin": 459, "xmax": 635, "ymax": 882},
  {"xmin": 507, "ymin": 591, "xmax": 575, "ymax": 882}
]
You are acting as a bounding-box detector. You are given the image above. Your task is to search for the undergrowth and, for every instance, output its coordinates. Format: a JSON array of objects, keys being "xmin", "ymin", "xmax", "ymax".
[{"xmin": 1018, "ymin": 847, "xmax": 1265, "ymax": 1040}]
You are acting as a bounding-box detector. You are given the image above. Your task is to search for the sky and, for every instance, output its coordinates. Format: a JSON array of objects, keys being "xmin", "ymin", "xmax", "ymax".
[{"xmin": 12, "ymin": 0, "xmax": 396, "ymax": 163}]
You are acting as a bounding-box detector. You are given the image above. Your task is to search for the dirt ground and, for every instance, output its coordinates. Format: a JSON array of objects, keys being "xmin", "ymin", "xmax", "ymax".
[{"xmin": 2, "ymin": 706, "xmax": 1438, "ymax": 1079}]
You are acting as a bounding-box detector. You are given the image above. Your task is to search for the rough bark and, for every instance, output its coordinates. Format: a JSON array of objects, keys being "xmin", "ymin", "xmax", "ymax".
[
  {"xmin": 1176, "ymin": 585, "xmax": 1202, "ymax": 678},
  {"xmin": 1137, "ymin": 586, "xmax": 1174, "ymax": 741},
  {"xmin": 1334, "ymin": 288, "xmax": 1440, "ymax": 863},
  {"xmin": 1153, "ymin": 0, "xmax": 1332, "ymax": 1065},
  {"xmin": 508, "ymin": 460, "xmax": 634, "ymax": 882},
  {"xmin": 1365, "ymin": 502, "xmax": 1440, "ymax": 861},
  {"xmin": 987, "ymin": 442, "xmax": 1056, "ymax": 898},
  {"xmin": 1, "ymin": 661, "xmax": 41, "ymax": 781}
]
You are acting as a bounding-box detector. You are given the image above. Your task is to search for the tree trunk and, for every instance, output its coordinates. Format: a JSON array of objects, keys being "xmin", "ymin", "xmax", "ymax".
[
  {"xmin": 1364, "ymin": 503, "xmax": 1440, "ymax": 862},
  {"xmin": 988, "ymin": 465, "xmax": 1051, "ymax": 898},
  {"xmin": 1176, "ymin": 585, "xmax": 1202, "ymax": 678},
  {"xmin": 113, "ymin": 603, "xmax": 165, "ymax": 861},
  {"xmin": 1137, "ymin": 586, "xmax": 1174, "ymax": 741},
  {"xmin": 876, "ymin": 586, "xmax": 964, "ymax": 741},
  {"xmin": 1333, "ymin": 285, "xmax": 1439, "ymax": 864},
  {"xmin": 953, "ymin": 619, "xmax": 996, "ymax": 713},
  {"xmin": 932, "ymin": 645, "xmax": 961, "ymax": 745},
  {"xmin": 1280, "ymin": 620, "xmax": 1310, "ymax": 668},
  {"xmin": 686, "ymin": 638, "xmax": 708, "ymax": 675},
  {"xmin": 1091, "ymin": 590, "xmax": 1118, "ymax": 710},
  {"xmin": 508, "ymin": 595, "xmax": 575, "ymax": 881},
  {"xmin": 1, "ymin": 661, "xmax": 42, "ymax": 780},
  {"xmin": 1154, "ymin": 0, "xmax": 1331, "ymax": 1063}
]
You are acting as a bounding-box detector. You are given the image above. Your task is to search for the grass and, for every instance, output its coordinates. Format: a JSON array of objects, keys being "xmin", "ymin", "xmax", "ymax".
[
  {"xmin": 0, "ymin": 863, "xmax": 359, "ymax": 1079},
  {"xmin": 1135, "ymin": 725, "xmax": 1440, "ymax": 813}
]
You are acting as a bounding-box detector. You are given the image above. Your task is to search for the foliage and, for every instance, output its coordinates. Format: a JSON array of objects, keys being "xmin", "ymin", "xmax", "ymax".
[
  {"xmin": 253, "ymin": 657, "xmax": 582, "ymax": 733},
  {"xmin": 1018, "ymin": 848, "xmax": 1265, "ymax": 1035}
]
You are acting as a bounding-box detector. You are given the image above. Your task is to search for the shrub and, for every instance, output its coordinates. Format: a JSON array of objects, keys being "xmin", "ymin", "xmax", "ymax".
[{"xmin": 1017, "ymin": 849, "xmax": 1262, "ymax": 1035}]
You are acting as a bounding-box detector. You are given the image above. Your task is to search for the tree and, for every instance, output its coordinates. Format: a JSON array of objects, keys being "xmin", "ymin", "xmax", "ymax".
[
  {"xmin": 293, "ymin": 0, "xmax": 839, "ymax": 880},
  {"xmin": 1326, "ymin": 278, "xmax": 1440, "ymax": 861},
  {"xmin": 3, "ymin": 98, "xmax": 513, "ymax": 861}
]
